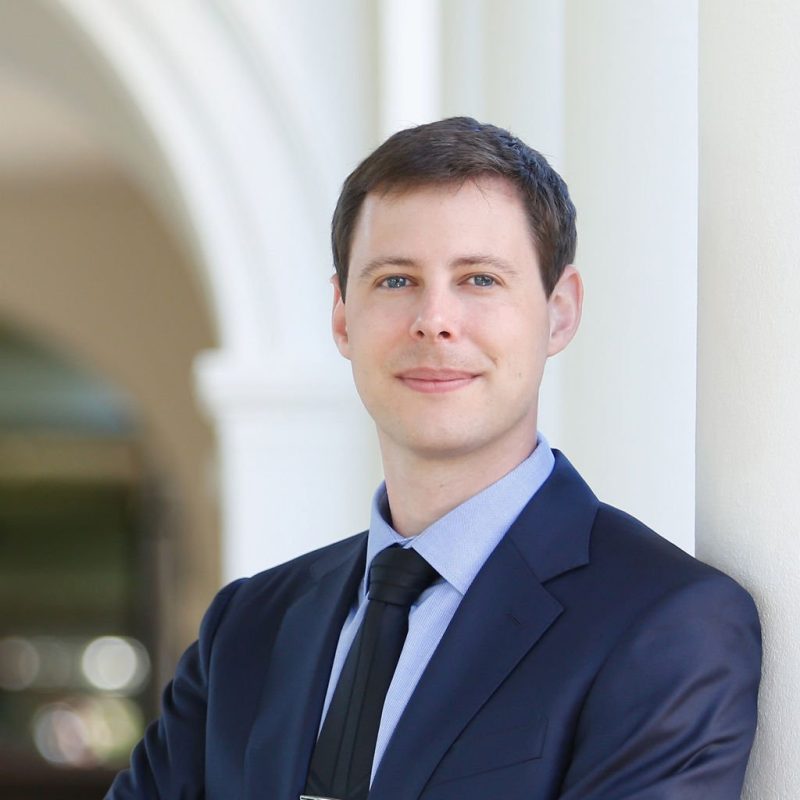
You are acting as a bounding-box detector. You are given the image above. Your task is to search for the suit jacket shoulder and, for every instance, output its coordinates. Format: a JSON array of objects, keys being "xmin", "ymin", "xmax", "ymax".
[{"xmin": 220, "ymin": 530, "xmax": 368, "ymax": 627}]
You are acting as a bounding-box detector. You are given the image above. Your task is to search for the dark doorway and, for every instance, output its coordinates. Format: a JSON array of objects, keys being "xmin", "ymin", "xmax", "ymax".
[{"xmin": 0, "ymin": 323, "xmax": 164, "ymax": 798}]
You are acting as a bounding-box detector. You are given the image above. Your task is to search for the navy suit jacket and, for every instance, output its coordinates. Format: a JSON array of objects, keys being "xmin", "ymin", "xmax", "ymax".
[{"xmin": 108, "ymin": 452, "xmax": 761, "ymax": 799}]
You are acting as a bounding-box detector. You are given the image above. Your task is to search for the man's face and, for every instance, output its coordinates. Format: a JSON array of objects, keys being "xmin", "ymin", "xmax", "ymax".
[{"xmin": 332, "ymin": 176, "xmax": 581, "ymax": 465}]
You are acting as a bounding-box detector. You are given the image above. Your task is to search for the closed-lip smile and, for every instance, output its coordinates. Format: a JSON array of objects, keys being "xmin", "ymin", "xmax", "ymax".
[{"xmin": 396, "ymin": 368, "xmax": 479, "ymax": 393}]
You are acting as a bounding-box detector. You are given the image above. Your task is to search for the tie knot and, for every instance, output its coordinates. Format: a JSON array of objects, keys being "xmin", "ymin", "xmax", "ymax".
[{"xmin": 368, "ymin": 546, "xmax": 438, "ymax": 607}]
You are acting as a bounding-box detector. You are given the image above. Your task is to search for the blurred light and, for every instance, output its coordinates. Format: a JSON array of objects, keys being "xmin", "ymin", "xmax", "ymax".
[
  {"xmin": 32, "ymin": 695, "xmax": 143, "ymax": 768},
  {"xmin": 89, "ymin": 695, "xmax": 143, "ymax": 761},
  {"xmin": 81, "ymin": 636, "xmax": 150, "ymax": 693},
  {"xmin": 31, "ymin": 637, "xmax": 73, "ymax": 688},
  {"xmin": 33, "ymin": 702, "xmax": 96, "ymax": 767},
  {"xmin": 0, "ymin": 636, "xmax": 40, "ymax": 690}
]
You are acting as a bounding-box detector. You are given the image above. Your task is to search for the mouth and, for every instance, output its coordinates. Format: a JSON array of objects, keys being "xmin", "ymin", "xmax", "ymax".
[{"xmin": 396, "ymin": 368, "xmax": 479, "ymax": 394}]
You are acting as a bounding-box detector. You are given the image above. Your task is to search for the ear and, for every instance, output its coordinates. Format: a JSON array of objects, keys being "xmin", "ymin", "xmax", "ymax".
[
  {"xmin": 331, "ymin": 275, "xmax": 351, "ymax": 359},
  {"xmin": 546, "ymin": 266, "xmax": 583, "ymax": 356}
]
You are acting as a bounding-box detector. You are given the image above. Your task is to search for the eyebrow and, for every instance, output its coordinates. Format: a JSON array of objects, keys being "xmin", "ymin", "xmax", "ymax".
[
  {"xmin": 356, "ymin": 256, "xmax": 417, "ymax": 281},
  {"xmin": 355, "ymin": 254, "xmax": 519, "ymax": 280},
  {"xmin": 451, "ymin": 255, "xmax": 520, "ymax": 276}
]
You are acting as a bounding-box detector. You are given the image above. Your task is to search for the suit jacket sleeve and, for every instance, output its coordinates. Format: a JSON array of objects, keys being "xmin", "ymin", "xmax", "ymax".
[
  {"xmin": 558, "ymin": 573, "xmax": 762, "ymax": 799},
  {"xmin": 106, "ymin": 578, "xmax": 246, "ymax": 800}
]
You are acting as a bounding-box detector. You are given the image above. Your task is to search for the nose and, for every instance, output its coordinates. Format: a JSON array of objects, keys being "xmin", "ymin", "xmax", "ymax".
[{"xmin": 409, "ymin": 285, "xmax": 459, "ymax": 341}]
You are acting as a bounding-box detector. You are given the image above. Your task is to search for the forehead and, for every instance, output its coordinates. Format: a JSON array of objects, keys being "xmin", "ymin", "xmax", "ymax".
[{"xmin": 350, "ymin": 176, "xmax": 534, "ymax": 260}]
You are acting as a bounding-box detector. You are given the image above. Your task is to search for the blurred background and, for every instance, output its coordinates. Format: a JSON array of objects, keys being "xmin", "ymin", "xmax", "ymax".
[{"xmin": 0, "ymin": 1, "xmax": 797, "ymax": 798}]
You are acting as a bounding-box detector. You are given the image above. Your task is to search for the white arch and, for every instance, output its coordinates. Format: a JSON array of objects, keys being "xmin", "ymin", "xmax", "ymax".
[
  {"xmin": 52, "ymin": 0, "xmax": 335, "ymax": 363},
  {"xmin": 1, "ymin": 0, "xmax": 376, "ymax": 579}
]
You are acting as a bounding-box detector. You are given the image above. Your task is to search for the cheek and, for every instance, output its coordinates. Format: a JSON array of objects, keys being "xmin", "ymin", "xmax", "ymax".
[
  {"xmin": 349, "ymin": 308, "xmax": 409, "ymax": 353},
  {"xmin": 503, "ymin": 343, "xmax": 550, "ymax": 391}
]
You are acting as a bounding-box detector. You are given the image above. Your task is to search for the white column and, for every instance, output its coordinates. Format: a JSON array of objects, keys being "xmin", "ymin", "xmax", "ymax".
[
  {"xmin": 378, "ymin": 0, "xmax": 442, "ymax": 137},
  {"xmin": 560, "ymin": 0, "xmax": 698, "ymax": 552},
  {"xmin": 196, "ymin": 352, "xmax": 380, "ymax": 581},
  {"xmin": 697, "ymin": 1, "xmax": 800, "ymax": 796}
]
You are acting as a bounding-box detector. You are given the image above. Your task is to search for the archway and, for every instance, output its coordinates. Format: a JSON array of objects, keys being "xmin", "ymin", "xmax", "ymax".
[{"xmin": 0, "ymin": 53, "xmax": 219, "ymax": 794}]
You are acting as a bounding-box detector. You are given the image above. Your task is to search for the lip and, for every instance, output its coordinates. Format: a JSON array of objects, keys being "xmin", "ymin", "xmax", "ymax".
[{"xmin": 396, "ymin": 368, "xmax": 479, "ymax": 394}]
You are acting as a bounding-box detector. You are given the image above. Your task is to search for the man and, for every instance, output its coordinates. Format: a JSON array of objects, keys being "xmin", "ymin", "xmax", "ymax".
[{"xmin": 108, "ymin": 118, "xmax": 761, "ymax": 799}]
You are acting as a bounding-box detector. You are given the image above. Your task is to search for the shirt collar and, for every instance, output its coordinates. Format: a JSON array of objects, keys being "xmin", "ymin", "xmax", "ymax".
[{"xmin": 365, "ymin": 434, "xmax": 555, "ymax": 597}]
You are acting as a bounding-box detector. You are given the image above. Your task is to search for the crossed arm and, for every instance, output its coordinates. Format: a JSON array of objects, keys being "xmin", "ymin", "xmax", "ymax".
[{"xmin": 558, "ymin": 575, "xmax": 762, "ymax": 799}]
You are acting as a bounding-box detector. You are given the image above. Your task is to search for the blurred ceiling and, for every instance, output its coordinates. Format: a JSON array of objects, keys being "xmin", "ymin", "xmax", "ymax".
[{"xmin": 0, "ymin": 69, "xmax": 120, "ymax": 181}]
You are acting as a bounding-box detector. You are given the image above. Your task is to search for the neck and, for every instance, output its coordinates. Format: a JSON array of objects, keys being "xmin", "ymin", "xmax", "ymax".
[{"xmin": 379, "ymin": 433, "xmax": 538, "ymax": 537}]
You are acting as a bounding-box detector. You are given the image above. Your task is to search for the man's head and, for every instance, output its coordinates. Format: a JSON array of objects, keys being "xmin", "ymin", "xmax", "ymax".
[
  {"xmin": 330, "ymin": 124, "xmax": 583, "ymax": 471},
  {"xmin": 331, "ymin": 117, "xmax": 576, "ymax": 300}
]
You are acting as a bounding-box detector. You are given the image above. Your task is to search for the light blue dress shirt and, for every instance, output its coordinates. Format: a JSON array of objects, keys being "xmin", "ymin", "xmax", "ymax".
[{"xmin": 318, "ymin": 435, "xmax": 556, "ymax": 782}]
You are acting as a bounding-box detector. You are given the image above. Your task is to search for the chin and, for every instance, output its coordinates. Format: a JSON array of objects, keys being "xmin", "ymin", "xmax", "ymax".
[{"xmin": 392, "ymin": 425, "xmax": 494, "ymax": 461}]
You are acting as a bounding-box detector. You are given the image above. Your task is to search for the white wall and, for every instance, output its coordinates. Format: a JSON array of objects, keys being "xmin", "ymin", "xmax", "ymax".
[
  {"xmin": 697, "ymin": 1, "xmax": 800, "ymax": 796},
  {"xmin": 560, "ymin": 0, "xmax": 698, "ymax": 552}
]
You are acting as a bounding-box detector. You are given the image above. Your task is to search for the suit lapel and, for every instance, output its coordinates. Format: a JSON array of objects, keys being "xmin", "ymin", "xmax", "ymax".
[
  {"xmin": 243, "ymin": 535, "xmax": 367, "ymax": 800},
  {"xmin": 370, "ymin": 537, "xmax": 563, "ymax": 800},
  {"xmin": 371, "ymin": 452, "xmax": 598, "ymax": 799}
]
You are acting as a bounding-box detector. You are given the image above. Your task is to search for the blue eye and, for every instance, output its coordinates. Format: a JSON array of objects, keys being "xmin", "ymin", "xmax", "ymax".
[
  {"xmin": 470, "ymin": 274, "xmax": 495, "ymax": 287},
  {"xmin": 382, "ymin": 276, "xmax": 409, "ymax": 288}
]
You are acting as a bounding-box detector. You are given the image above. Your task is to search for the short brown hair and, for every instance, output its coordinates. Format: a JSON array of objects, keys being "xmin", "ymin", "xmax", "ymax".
[{"xmin": 331, "ymin": 117, "xmax": 576, "ymax": 298}]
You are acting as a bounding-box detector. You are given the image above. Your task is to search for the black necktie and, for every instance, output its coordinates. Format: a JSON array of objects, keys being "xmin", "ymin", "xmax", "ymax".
[{"xmin": 303, "ymin": 546, "xmax": 438, "ymax": 800}]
